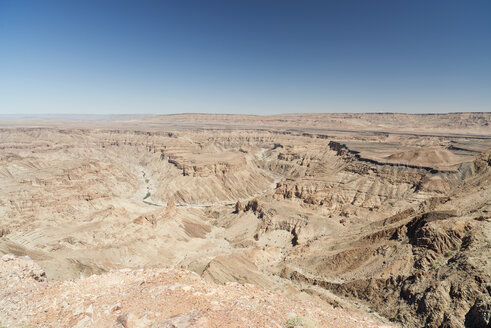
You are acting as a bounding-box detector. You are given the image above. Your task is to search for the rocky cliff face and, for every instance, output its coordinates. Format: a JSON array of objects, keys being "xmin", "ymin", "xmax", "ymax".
[{"xmin": 276, "ymin": 151, "xmax": 490, "ymax": 328}]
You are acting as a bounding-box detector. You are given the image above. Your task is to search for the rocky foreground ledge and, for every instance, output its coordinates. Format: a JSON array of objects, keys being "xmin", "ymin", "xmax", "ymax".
[{"xmin": 0, "ymin": 254, "xmax": 393, "ymax": 328}]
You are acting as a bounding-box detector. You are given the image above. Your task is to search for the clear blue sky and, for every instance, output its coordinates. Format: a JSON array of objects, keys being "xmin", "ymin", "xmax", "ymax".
[{"xmin": 1, "ymin": 0, "xmax": 490, "ymax": 115}]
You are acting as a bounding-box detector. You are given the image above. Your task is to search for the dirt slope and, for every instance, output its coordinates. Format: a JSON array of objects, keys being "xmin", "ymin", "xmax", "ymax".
[{"xmin": 0, "ymin": 254, "xmax": 393, "ymax": 328}]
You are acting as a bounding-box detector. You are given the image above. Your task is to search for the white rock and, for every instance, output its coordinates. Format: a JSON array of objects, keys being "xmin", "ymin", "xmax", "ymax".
[
  {"xmin": 73, "ymin": 304, "xmax": 84, "ymax": 316},
  {"xmin": 2, "ymin": 254, "xmax": 15, "ymax": 262},
  {"xmin": 85, "ymin": 304, "xmax": 93, "ymax": 316},
  {"xmin": 109, "ymin": 301, "xmax": 121, "ymax": 313}
]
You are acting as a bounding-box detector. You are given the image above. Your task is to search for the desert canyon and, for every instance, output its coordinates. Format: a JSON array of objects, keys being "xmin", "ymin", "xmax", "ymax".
[{"xmin": 0, "ymin": 113, "xmax": 489, "ymax": 328}]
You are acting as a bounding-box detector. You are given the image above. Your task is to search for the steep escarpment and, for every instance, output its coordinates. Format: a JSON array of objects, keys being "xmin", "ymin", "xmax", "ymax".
[{"xmin": 278, "ymin": 152, "xmax": 490, "ymax": 327}]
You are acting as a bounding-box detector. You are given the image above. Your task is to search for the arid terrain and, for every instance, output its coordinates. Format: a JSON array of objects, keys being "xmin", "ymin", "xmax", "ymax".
[{"xmin": 0, "ymin": 113, "xmax": 489, "ymax": 327}]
